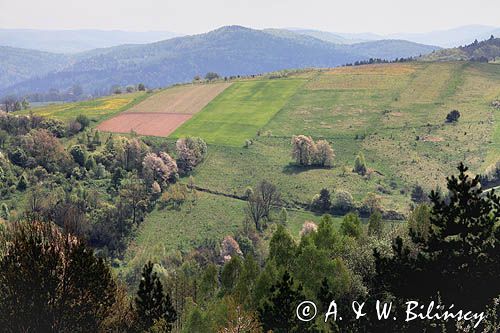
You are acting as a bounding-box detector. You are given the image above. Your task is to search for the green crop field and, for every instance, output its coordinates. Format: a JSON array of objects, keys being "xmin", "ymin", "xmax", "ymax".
[
  {"xmin": 18, "ymin": 91, "xmax": 147, "ymax": 123},
  {"xmin": 170, "ymin": 79, "xmax": 306, "ymax": 146}
]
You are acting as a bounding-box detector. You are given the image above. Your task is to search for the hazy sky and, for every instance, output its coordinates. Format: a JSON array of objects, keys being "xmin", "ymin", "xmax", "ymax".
[{"xmin": 0, "ymin": 0, "xmax": 499, "ymax": 34}]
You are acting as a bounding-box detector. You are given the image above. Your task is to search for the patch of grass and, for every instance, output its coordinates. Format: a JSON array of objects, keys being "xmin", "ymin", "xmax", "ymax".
[
  {"xmin": 124, "ymin": 192, "xmax": 244, "ymax": 267},
  {"xmin": 19, "ymin": 92, "xmax": 147, "ymax": 123},
  {"xmin": 121, "ymin": 191, "xmax": 326, "ymax": 273},
  {"xmin": 170, "ymin": 79, "xmax": 305, "ymax": 146}
]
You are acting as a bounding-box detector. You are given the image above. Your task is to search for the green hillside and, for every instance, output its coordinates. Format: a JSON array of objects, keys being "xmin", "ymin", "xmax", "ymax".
[
  {"xmin": 165, "ymin": 62, "xmax": 500, "ymax": 210},
  {"xmin": 170, "ymin": 79, "xmax": 306, "ymax": 146},
  {"xmin": 116, "ymin": 61, "xmax": 500, "ymax": 277},
  {"xmin": 4, "ymin": 60, "xmax": 499, "ymax": 285}
]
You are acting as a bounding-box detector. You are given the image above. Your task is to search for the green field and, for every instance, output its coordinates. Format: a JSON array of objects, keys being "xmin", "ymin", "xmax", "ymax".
[
  {"xmin": 19, "ymin": 92, "xmax": 147, "ymax": 123},
  {"xmin": 122, "ymin": 191, "xmax": 326, "ymax": 276},
  {"xmin": 170, "ymin": 79, "xmax": 306, "ymax": 146}
]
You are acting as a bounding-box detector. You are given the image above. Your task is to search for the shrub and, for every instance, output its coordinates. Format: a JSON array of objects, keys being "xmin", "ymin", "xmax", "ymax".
[
  {"xmin": 311, "ymin": 188, "xmax": 332, "ymax": 212},
  {"xmin": 411, "ymin": 184, "xmax": 428, "ymax": 203},
  {"xmin": 340, "ymin": 213, "xmax": 363, "ymax": 238},
  {"xmin": 70, "ymin": 145, "xmax": 87, "ymax": 167},
  {"xmin": 292, "ymin": 135, "xmax": 335, "ymax": 168},
  {"xmin": 291, "ymin": 135, "xmax": 316, "ymax": 166},
  {"xmin": 353, "ymin": 152, "xmax": 367, "ymax": 175},
  {"xmin": 368, "ymin": 210, "xmax": 383, "ymax": 238},
  {"xmin": 361, "ymin": 192, "xmax": 382, "ymax": 215},
  {"xmin": 445, "ymin": 110, "xmax": 460, "ymax": 123},
  {"xmin": 333, "ymin": 190, "xmax": 355, "ymax": 214},
  {"xmin": 205, "ymin": 72, "xmax": 220, "ymax": 81},
  {"xmin": 176, "ymin": 137, "xmax": 207, "ymax": 172},
  {"xmin": 76, "ymin": 114, "xmax": 90, "ymax": 130},
  {"xmin": 299, "ymin": 221, "xmax": 318, "ymax": 237},
  {"xmin": 221, "ymin": 236, "xmax": 243, "ymax": 260},
  {"xmin": 314, "ymin": 140, "xmax": 335, "ymax": 167},
  {"xmin": 142, "ymin": 152, "xmax": 178, "ymax": 185}
]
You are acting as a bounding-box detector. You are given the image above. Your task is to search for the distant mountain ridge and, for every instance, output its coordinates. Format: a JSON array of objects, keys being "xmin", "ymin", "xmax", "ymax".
[
  {"xmin": 0, "ymin": 26, "xmax": 440, "ymax": 97},
  {"xmin": 0, "ymin": 29, "xmax": 180, "ymax": 53},
  {"xmin": 289, "ymin": 25, "xmax": 500, "ymax": 48}
]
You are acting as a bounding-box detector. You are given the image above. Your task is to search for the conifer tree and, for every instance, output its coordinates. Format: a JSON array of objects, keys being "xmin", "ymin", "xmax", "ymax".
[
  {"xmin": 259, "ymin": 271, "xmax": 318, "ymax": 333},
  {"xmin": 136, "ymin": 261, "xmax": 177, "ymax": 332},
  {"xmin": 367, "ymin": 210, "xmax": 383, "ymax": 238},
  {"xmin": 374, "ymin": 163, "xmax": 500, "ymax": 330}
]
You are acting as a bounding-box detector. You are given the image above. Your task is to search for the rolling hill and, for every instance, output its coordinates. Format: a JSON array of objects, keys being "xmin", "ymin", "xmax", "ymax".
[
  {"xmin": 0, "ymin": 46, "xmax": 70, "ymax": 91},
  {"xmin": 0, "ymin": 26, "xmax": 440, "ymax": 97},
  {"xmin": 291, "ymin": 25, "xmax": 500, "ymax": 48},
  {"xmin": 422, "ymin": 37, "xmax": 500, "ymax": 62},
  {"xmin": 0, "ymin": 29, "xmax": 180, "ymax": 53}
]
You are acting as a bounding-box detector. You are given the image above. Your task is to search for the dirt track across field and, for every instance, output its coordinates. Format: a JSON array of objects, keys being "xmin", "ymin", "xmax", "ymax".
[
  {"xmin": 97, "ymin": 112, "xmax": 192, "ymax": 137},
  {"xmin": 126, "ymin": 83, "xmax": 232, "ymax": 114}
]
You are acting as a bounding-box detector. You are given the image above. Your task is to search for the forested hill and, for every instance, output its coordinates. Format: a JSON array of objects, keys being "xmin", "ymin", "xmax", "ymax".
[
  {"xmin": 422, "ymin": 36, "xmax": 500, "ymax": 62},
  {"xmin": 0, "ymin": 46, "xmax": 70, "ymax": 91},
  {"xmin": 0, "ymin": 26, "xmax": 439, "ymax": 97}
]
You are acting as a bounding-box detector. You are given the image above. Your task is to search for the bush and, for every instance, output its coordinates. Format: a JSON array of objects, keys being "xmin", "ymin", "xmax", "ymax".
[
  {"xmin": 176, "ymin": 137, "xmax": 207, "ymax": 173},
  {"xmin": 311, "ymin": 188, "xmax": 332, "ymax": 212},
  {"xmin": 353, "ymin": 152, "xmax": 367, "ymax": 175},
  {"xmin": 333, "ymin": 190, "xmax": 355, "ymax": 214},
  {"xmin": 76, "ymin": 114, "xmax": 90, "ymax": 130},
  {"xmin": 368, "ymin": 210, "xmax": 383, "ymax": 238},
  {"xmin": 291, "ymin": 135, "xmax": 316, "ymax": 166},
  {"xmin": 299, "ymin": 221, "xmax": 318, "ymax": 237},
  {"xmin": 291, "ymin": 135, "xmax": 334, "ymax": 167},
  {"xmin": 340, "ymin": 213, "xmax": 363, "ymax": 238},
  {"xmin": 314, "ymin": 140, "xmax": 335, "ymax": 167},
  {"xmin": 70, "ymin": 145, "xmax": 87, "ymax": 167},
  {"xmin": 445, "ymin": 110, "xmax": 460, "ymax": 123},
  {"xmin": 205, "ymin": 72, "xmax": 220, "ymax": 81},
  {"xmin": 411, "ymin": 184, "xmax": 428, "ymax": 203}
]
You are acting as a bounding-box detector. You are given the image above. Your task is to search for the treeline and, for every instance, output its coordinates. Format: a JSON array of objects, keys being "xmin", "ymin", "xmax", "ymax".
[
  {"xmin": 343, "ymin": 56, "xmax": 415, "ymax": 67},
  {"xmin": 1, "ymin": 83, "xmax": 148, "ymax": 107}
]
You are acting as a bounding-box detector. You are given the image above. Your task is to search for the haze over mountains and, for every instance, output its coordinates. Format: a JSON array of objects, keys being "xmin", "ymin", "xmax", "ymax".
[
  {"xmin": 0, "ymin": 26, "xmax": 440, "ymax": 97},
  {"xmin": 0, "ymin": 29, "xmax": 180, "ymax": 53},
  {"xmin": 292, "ymin": 25, "xmax": 500, "ymax": 48},
  {"xmin": 1, "ymin": 24, "xmax": 498, "ymax": 98}
]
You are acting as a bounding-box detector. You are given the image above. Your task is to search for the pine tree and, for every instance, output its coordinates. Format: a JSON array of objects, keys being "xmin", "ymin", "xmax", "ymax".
[
  {"xmin": 317, "ymin": 188, "xmax": 332, "ymax": 212},
  {"xmin": 17, "ymin": 174, "xmax": 28, "ymax": 191},
  {"xmin": 259, "ymin": 271, "xmax": 318, "ymax": 333},
  {"xmin": 374, "ymin": 163, "xmax": 500, "ymax": 330},
  {"xmin": 278, "ymin": 207, "xmax": 288, "ymax": 225},
  {"xmin": 136, "ymin": 261, "xmax": 177, "ymax": 331}
]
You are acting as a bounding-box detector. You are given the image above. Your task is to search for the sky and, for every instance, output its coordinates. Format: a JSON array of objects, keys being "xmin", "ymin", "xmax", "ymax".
[{"xmin": 0, "ymin": 0, "xmax": 499, "ymax": 34}]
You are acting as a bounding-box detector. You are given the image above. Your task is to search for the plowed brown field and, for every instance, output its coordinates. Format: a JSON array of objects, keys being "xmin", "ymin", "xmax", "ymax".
[
  {"xmin": 97, "ymin": 82, "xmax": 232, "ymax": 136},
  {"xmin": 125, "ymin": 83, "xmax": 232, "ymax": 114},
  {"xmin": 97, "ymin": 113, "xmax": 192, "ymax": 136}
]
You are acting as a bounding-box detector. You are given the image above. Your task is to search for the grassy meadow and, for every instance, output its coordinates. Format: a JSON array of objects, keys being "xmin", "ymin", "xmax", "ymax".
[{"xmin": 170, "ymin": 79, "xmax": 306, "ymax": 146}]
